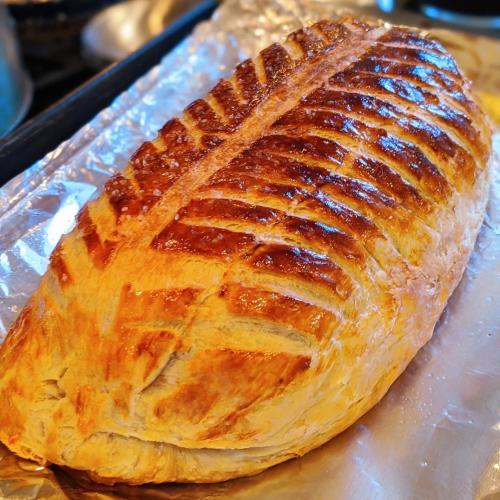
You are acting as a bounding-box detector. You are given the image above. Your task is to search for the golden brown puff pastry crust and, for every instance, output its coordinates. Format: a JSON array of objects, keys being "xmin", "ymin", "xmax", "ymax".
[{"xmin": 0, "ymin": 17, "xmax": 492, "ymax": 484}]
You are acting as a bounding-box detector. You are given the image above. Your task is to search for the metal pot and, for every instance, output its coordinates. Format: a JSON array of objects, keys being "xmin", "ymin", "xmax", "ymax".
[
  {"xmin": 0, "ymin": 4, "xmax": 32, "ymax": 137},
  {"xmin": 82, "ymin": 0, "xmax": 204, "ymax": 63}
]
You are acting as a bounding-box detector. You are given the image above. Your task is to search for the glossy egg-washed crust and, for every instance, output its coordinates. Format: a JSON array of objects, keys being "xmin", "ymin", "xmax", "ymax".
[{"xmin": 0, "ymin": 17, "xmax": 492, "ymax": 484}]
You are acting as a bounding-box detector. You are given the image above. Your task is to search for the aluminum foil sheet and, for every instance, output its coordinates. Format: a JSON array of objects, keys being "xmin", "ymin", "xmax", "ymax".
[{"xmin": 0, "ymin": 0, "xmax": 499, "ymax": 498}]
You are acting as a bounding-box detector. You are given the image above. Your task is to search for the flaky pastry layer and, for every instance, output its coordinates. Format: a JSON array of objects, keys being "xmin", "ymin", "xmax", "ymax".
[{"xmin": 0, "ymin": 16, "xmax": 492, "ymax": 484}]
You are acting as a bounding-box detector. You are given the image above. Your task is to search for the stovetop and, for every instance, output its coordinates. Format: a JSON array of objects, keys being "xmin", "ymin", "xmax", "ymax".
[
  {"xmin": 8, "ymin": 0, "xmax": 119, "ymax": 121},
  {"xmin": 7, "ymin": 0, "xmax": 500, "ymax": 127}
]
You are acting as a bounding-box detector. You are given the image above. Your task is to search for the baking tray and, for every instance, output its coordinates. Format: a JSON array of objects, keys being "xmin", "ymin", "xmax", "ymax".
[{"xmin": 0, "ymin": 0, "xmax": 217, "ymax": 187}]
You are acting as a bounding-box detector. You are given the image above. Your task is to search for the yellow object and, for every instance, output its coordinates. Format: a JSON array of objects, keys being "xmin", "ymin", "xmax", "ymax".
[{"xmin": 480, "ymin": 92, "xmax": 500, "ymax": 124}]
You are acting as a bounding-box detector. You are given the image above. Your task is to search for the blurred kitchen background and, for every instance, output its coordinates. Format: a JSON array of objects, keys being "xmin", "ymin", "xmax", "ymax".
[{"xmin": 1, "ymin": 0, "xmax": 499, "ymax": 138}]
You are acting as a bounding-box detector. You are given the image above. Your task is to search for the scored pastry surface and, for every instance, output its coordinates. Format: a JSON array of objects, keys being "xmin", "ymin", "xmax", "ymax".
[{"xmin": 0, "ymin": 16, "xmax": 491, "ymax": 484}]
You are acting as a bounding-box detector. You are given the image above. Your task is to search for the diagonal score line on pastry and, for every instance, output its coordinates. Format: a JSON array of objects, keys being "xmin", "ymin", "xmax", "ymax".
[
  {"xmin": 121, "ymin": 22, "xmax": 389, "ymax": 240},
  {"xmin": 0, "ymin": 18, "xmax": 492, "ymax": 484}
]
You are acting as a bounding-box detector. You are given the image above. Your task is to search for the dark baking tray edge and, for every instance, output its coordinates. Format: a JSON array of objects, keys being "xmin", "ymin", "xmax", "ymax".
[{"xmin": 0, "ymin": 0, "xmax": 217, "ymax": 187}]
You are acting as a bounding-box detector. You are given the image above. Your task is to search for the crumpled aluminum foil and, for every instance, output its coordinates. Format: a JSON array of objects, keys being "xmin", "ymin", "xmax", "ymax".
[{"xmin": 0, "ymin": 0, "xmax": 499, "ymax": 498}]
